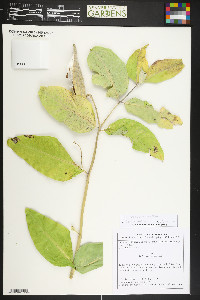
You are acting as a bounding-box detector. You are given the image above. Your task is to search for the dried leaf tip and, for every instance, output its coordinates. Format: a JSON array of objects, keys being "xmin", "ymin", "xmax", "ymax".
[
  {"xmin": 73, "ymin": 44, "xmax": 78, "ymax": 61},
  {"xmin": 150, "ymin": 147, "xmax": 164, "ymax": 161}
]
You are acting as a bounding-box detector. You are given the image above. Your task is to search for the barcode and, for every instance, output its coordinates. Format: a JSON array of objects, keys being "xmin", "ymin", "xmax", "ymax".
[
  {"xmin": 9, "ymin": 289, "xmax": 29, "ymax": 294},
  {"xmin": 7, "ymin": 3, "xmax": 81, "ymax": 23}
]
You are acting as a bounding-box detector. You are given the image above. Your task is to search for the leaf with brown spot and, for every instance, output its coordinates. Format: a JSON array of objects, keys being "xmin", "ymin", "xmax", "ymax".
[
  {"xmin": 38, "ymin": 86, "xmax": 96, "ymax": 133},
  {"xmin": 125, "ymin": 98, "xmax": 183, "ymax": 129},
  {"xmin": 145, "ymin": 59, "xmax": 184, "ymax": 83},
  {"xmin": 7, "ymin": 135, "xmax": 83, "ymax": 181},
  {"xmin": 105, "ymin": 118, "xmax": 164, "ymax": 161}
]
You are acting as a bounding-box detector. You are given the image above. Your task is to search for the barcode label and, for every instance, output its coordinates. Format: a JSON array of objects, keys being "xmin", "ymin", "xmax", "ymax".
[
  {"xmin": 9, "ymin": 289, "xmax": 29, "ymax": 294},
  {"xmin": 7, "ymin": 3, "xmax": 81, "ymax": 23}
]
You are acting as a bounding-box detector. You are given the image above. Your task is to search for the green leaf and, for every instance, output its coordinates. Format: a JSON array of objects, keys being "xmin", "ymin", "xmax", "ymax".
[
  {"xmin": 145, "ymin": 59, "xmax": 184, "ymax": 83},
  {"xmin": 38, "ymin": 86, "xmax": 96, "ymax": 133},
  {"xmin": 66, "ymin": 44, "xmax": 86, "ymax": 97},
  {"xmin": 74, "ymin": 242, "xmax": 103, "ymax": 274},
  {"xmin": 87, "ymin": 46, "xmax": 129, "ymax": 99},
  {"xmin": 25, "ymin": 208, "xmax": 74, "ymax": 267},
  {"xmin": 105, "ymin": 118, "xmax": 164, "ymax": 161},
  {"xmin": 125, "ymin": 98, "xmax": 183, "ymax": 129},
  {"xmin": 7, "ymin": 135, "xmax": 83, "ymax": 181},
  {"xmin": 126, "ymin": 45, "xmax": 149, "ymax": 84}
]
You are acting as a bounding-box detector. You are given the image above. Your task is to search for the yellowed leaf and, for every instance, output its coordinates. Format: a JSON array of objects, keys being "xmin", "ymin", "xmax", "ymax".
[
  {"xmin": 145, "ymin": 59, "xmax": 184, "ymax": 83},
  {"xmin": 125, "ymin": 98, "xmax": 183, "ymax": 129},
  {"xmin": 126, "ymin": 45, "xmax": 149, "ymax": 84}
]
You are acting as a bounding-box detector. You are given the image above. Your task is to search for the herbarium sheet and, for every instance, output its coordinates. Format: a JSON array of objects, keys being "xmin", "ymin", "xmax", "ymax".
[{"xmin": 3, "ymin": 25, "xmax": 191, "ymax": 295}]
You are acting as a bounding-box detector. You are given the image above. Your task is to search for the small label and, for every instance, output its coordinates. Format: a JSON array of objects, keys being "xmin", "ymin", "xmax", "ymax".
[
  {"xmin": 87, "ymin": 5, "xmax": 127, "ymax": 18},
  {"xmin": 9, "ymin": 289, "xmax": 29, "ymax": 294},
  {"xmin": 12, "ymin": 39, "xmax": 49, "ymax": 70},
  {"xmin": 120, "ymin": 214, "xmax": 178, "ymax": 228}
]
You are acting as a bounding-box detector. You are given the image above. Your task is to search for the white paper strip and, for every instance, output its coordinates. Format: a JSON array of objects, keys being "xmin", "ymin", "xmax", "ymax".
[
  {"xmin": 120, "ymin": 214, "xmax": 178, "ymax": 228},
  {"xmin": 170, "ymin": 15, "xmax": 186, "ymax": 20}
]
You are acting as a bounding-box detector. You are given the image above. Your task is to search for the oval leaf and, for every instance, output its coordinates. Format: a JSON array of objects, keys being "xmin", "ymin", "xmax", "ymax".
[
  {"xmin": 125, "ymin": 98, "xmax": 183, "ymax": 129},
  {"xmin": 38, "ymin": 86, "xmax": 96, "ymax": 133},
  {"xmin": 126, "ymin": 45, "xmax": 149, "ymax": 84},
  {"xmin": 105, "ymin": 118, "xmax": 164, "ymax": 160},
  {"xmin": 87, "ymin": 46, "xmax": 129, "ymax": 99},
  {"xmin": 25, "ymin": 208, "xmax": 74, "ymax": 267},
  {"xmin": 145, "ymin": 59, "xmax": 184, "ymax": 83},
  {"xmin": 7, "ymin": 135, "xmax": 83, "ymax": 181},
  {"xmin": 74, "ymin": 242, "xmax": 103, "ymax": 274}
]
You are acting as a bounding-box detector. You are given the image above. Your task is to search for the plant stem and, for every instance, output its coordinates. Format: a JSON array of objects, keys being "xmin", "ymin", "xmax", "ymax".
[
  {"xmin": 69, "ymin": 84, "xmax": 138, "ymax": 279},
  {"xmin": 69, "ymin": 126, "xmax": 100, "ymax": 279},
  {"xmin": 101, "ymin": 84, "xmax": 138, "ymax": 128},
  {"xmin": 87, "ymin": 94, "xmax": 101, "ymax": 127}
]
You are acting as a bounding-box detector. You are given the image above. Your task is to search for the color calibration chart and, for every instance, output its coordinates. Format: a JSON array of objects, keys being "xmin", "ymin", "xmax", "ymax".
[{"xmin": 166, "ymin": 3, "xmax": 190, "ymax": 24}]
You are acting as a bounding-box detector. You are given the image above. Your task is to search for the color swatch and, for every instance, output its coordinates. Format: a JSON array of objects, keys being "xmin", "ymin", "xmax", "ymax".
[{"xmin": 166, "ymin": 3, "xmax": 190, "ymax": 24}]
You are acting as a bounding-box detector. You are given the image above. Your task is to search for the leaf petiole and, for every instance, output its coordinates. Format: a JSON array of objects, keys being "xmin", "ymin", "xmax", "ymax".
[
  {"xmin": 71, "ymin": 226, "xmax": 81, "ymax": 236},
  {"xmin": 100, "ymin": 83, "xmax": 139, "ymax": 129}
]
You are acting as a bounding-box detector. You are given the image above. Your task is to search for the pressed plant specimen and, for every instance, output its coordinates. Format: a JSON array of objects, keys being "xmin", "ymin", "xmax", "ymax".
[{"xmin": 7, "ymin": 44, "xmax": 184, "ymax": 279}]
